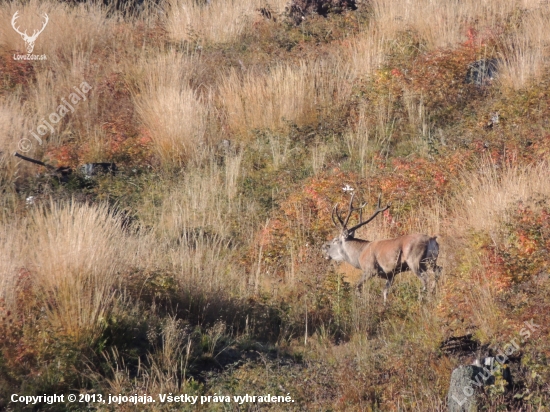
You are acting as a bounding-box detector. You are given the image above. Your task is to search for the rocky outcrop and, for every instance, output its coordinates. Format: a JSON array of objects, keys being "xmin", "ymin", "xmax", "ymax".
[
  {"xmin": 447, "ymin": 358, "xmax": 512, "ymax": 412},
  {"xmin": 448, "ymin": 365, "xmax": 485, "ymax": 412}
]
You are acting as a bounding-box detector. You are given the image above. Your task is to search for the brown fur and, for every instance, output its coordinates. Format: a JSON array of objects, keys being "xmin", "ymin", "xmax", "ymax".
[
  {"xmin": 324, "ymin": 195, "xmax": 441, "ymax": 302},
  {"xmin": 323, "ymin": 232, "xmax": 441, "ymax": 303}
]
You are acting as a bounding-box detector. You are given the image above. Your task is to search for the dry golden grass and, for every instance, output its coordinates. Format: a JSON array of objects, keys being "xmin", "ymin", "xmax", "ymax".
[
  {"xmin": 136, "ymin": 84, "xmax": 210, "ymax": 167},
  {"xmin": 344, "ymin": 101, "xmax": 395, "ymax": 176},
  {"xmin": 346, "ymin": 28, "xmax": 387, "ymax": 80},
  {"xmin": 0, "ymin": 0, "xmax": 111, "ymax": 57},
  {"xmin": 28, "ymin": 71, "xmax": 99, "ymax": 151},
  {"xmin": 166, "ymin": 0, "xmax": 287, "ymax": 45},
  {"xmin": 0, "ymin": 201, "xmax": 132, "ymax": 343},
  {"xmin": 0, "ymin": 70, "xmax": 97, "ymax": 166},
  {"xmin": 0, "ymin": 0, "xmax": 161, "ymax": 170},
  {"xmin": 29, "ymin": 201, "xmax": 134, "ymax": 343},
  {"xmin": 372, "ymin": 0, "xmax": 541, "ymax": 50},
  {"xmin": 311, "ymin": 143, "xmax": 328, "ymax": 175},
  {"xmin": 132, "ymin": 51, "xmax": 223, "ymax": 167},
  {"xmin": 371, "ymin": 0, "xmax": 550, "ymax": 89},
  {"xmin": 150, "ymin": 163, "xmax": 241, "ymax": 240},
  {"xmin": 143, "ymin": 317, "xmax": 192, "ymax": 393},
  {"xmin": 166, "ymin": 227, "xmax": 242, "ymax": 294},
  {"xmin": 219, "ymin": 60, "xmax": 353, "ymax": 137},
  {"xmin": 0, "ymin": 95, "xmax": 32, "ymax": 178},
  {"xmin": 465, "ymin": 274, "xmax": 503, "ymax": 342},
  {"xmin": 438, "ymin": 161, "xmax": 550, "ymax": 342},
  {"xmin": 0, "ymin": 0, "xmax": 134, "ymax": 172},
  {"xmin": 224, "ymin": 149, "xmax": 243, "ymax": 200},
  {"xmin": 219, "ymin": 62, "xmax": 314, "ymax": 136},
  {"xmin": 2, "ymin": 0, "xmax": 550, "ymax": 408},
  {"xmin": 497, "ymin": 10, "xmax": 550, "ymax": 90},
  {"xmin": 134, "ymin": 159, "xmax": 255, "ymax": 296},
  {"xmin": 403, "ymin": 89, "xmax": 430, "ymax": 142},
  {"xmin": 453, "ymin": 161, "xmax": 550, "ymax": 236},
  {"xmin": 0, "ymin": 219, "xmax": 25, "ymax": 311},
  {"xmin": 93, "ymin": 317, "xmax": 194, "ymax": 400}
]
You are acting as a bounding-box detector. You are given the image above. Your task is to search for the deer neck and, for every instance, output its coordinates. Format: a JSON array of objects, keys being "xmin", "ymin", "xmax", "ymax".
[{"xmin": 343, "ymin": 237, "xmax": 369, "ymax": 269}]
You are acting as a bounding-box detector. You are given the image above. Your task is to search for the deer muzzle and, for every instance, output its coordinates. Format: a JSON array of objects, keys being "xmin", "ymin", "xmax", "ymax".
[{"xmin": 322, "ymin": 243, "xmax": 331, "ymax": 260}]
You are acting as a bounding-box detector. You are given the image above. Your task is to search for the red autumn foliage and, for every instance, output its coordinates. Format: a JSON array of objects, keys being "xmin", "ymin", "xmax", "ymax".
[
  {"xmin": 0, "ymin": 51, "xmax": 35, "ymax": 95},
  {"xmin": 258, "ymin": 148, "xmax": 474, "ymax": 277},
  {"xmin": 46, "ymin": 72, "xmax": 153, "ymax": 166}
]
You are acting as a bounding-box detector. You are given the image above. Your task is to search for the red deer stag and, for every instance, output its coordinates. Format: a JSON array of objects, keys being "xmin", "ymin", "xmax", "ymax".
[{"xmin": 322, "ymin": 194, "xmax": 440, "ymax": 303}]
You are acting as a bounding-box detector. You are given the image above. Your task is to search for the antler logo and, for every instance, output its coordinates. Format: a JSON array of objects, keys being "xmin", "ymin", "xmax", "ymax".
[{"xmin": 11, "ymin": 11, "xmax": 49, "ymax": 54}]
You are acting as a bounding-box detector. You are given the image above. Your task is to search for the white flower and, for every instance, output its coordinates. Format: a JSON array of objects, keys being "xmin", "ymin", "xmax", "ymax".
[
  {"xmin": 25, "ymin": 196, "xmax": 35, "ymax": 205},
  {"xmin": 342, "ymin": 184, "xmax": 354, "ymax": 192}
]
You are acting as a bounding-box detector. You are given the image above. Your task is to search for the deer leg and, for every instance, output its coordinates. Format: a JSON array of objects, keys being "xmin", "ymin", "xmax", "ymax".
[
  {"xmin": 411, "ymin": 263, "xmax": 429, "ymax": 301},
  {"xmin": 356, "ymin": 270, "xmax": 374, "ymax": 293},
  {"xmin": 416, "ymin": 271, "xmax": 428, "ymax": 292},
  {"xmin": 382, "ymin": 275, "xmax": 394, "ymax": 304},
  {"xmin": 432, "ymin": 265, "xmax": 443, "ymax": 294},
  {"xmin": 421, "ymin": 259, "xmax": 442, "ymax": 295},
  {"xmin": 435, "ymin": 265, "xmax": 442, "ymax": 281},
  {"xmin": 356, "ymin": 272, "xmax": 367, "ymax": 292}
]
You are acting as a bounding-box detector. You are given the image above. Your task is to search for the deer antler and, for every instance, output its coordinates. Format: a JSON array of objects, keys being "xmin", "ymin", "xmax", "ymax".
[
  {"xmin": 331, "ymin": 192, "xmax": 368, "ymax": 233},
  {"xmin": 331, "ymin": 204, "xmax": 343, "ymax": 227},
  {"xmin": 347, "ymin": 194, "xmax": 391, "ymax": 233}
]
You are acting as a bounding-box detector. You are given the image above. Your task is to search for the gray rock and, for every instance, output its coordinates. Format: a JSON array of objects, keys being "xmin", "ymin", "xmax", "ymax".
[
  {"xmin": 465, "ymin": 59, "xmax": 499, "ymax": 87},
  {"xmin": 447, "ymin": 365, "xmax": 485, "ymax": 412}
]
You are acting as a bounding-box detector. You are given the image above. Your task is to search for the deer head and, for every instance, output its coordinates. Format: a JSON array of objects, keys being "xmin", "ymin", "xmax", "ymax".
[
  {"xmin": 322, "ymin": 193, "xmax": 390, "ymax": 262},
  {"xmin": 12, "ymin": 11, "xmax": 49, "ymax": 54}
]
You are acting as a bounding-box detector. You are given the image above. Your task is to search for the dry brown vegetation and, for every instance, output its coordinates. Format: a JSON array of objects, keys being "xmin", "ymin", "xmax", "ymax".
[{"xmin": 1, "ymin": 0, "xmax": 550, "ymax": 410}]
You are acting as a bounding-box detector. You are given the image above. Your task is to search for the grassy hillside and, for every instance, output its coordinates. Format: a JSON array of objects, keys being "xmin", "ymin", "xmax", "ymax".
[{"xmin": 1, "ymin": 0, "xmax": 549, "ymax": 410}]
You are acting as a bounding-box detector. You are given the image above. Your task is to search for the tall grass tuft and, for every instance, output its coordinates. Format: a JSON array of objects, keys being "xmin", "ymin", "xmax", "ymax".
[
  {"xmin": 219, "ymin": 60, "xmax": 353, "ymax": 138},
  {"xmin": 453, "ymin": 161, "xmax": 550, "ymax": 235},
  {"xmin": 0, "ymin": 96, "xmax": 32, "ymax": 186},
  {"xmin": 133, "ymin": 52, "xmax": 214, "ymax": 168},
  {"xmin": 166, "ymin": 0, "xmax": 287, "ymax": 45},
  {"xmin": 0, "ymin": 219, "xmax": 25, "ymax": 312},
  {"xmin": 372, "ymin": 0, "xmax": 541, "ymax": 50},
  {"xmin": 347, "ymin": 28, "xmax": 387, "ymax": 80},
  {"xmin": 0, "ymin": 0, "xmax": 109, "ymax": 58},
  {"xmin": 497, "ymin": 10, "xmax": 550, "ymax": 90},
  {"xmin": 27, "ymin": 200, "xmax": 131, "ymax": 344},
  {"xmin": 137, "ymin": 161, "xmax": 254, "ymax": 298}
]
